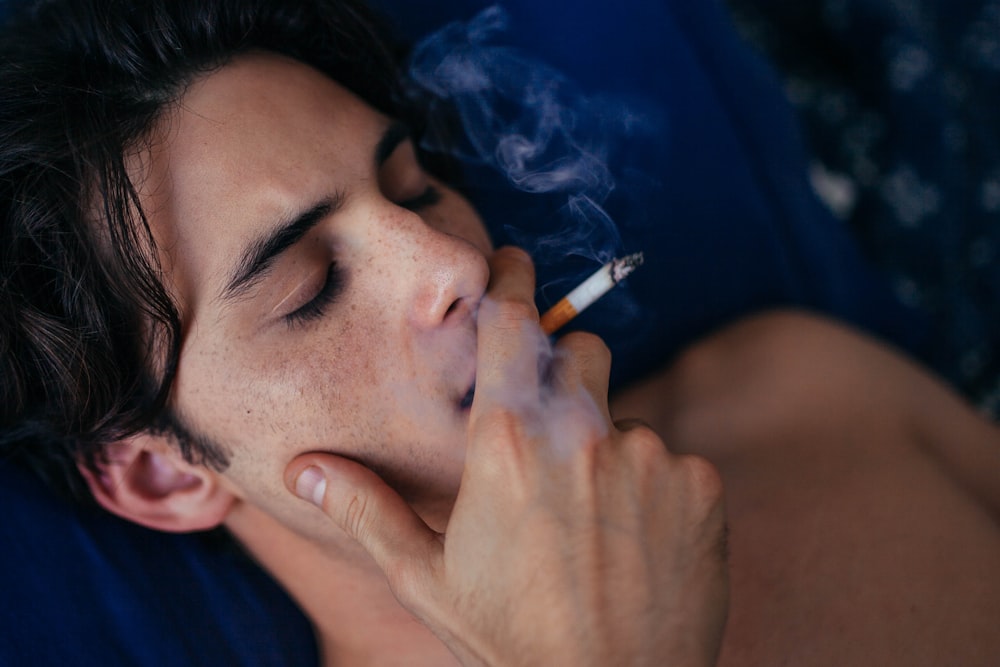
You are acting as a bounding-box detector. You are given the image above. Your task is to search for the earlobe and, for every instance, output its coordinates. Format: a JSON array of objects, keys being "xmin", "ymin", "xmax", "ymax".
[{"xmin": 79, "ymin": 435, "xmax": 235, "ymax": 533}]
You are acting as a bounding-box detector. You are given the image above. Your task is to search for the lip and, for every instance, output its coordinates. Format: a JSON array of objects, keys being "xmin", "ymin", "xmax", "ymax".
[
  {"xmin": 459, "ymin": 381, "xmax": 475, "ymax": 410},
  {"xmin": 453, "ymin": 323, "xmax": 478, "ymax": 412}
]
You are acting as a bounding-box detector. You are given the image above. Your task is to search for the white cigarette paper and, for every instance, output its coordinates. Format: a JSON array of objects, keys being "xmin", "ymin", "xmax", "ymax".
[{"xmin": 540, "ymin": 252, "xmax": 644, "ymax": 334}]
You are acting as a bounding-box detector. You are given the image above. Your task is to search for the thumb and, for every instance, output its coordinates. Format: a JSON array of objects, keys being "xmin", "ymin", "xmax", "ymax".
[{"xmin": 285, "ymin": 453, "xmax": 442, "ymax": 602}]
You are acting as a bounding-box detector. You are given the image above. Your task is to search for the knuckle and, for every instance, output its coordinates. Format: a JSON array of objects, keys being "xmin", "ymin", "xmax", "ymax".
[
  {"xmin": 490, "ymin": 297, "xmax": 539, "ymax": 327},
  {"xmin": 677, "ymin": 454, "xmax": 728, "ymax": 563},
  {"xmin": 620, "ymin": 422, "xmax": 665, "ymax": 455},
  {"xmin": 472, "ymin": 404, "xmax": 528, "ymax": 444},
  {"xmin": 619, "ymin": 424, "xmax": 672, "ymax": 472},
  {"xmin": 677, "ymin": 453, "xmax": 725, "ymax": 508},
  {"xmin": 340, "ymin": 490, "xmax": 371, "ymax": 542},
  {"xmin": 612, "ymin": 417, "xmax": 648, "ymax": 432},
  {"xmin": 558, "ymin": 331, "xmax": 610, "ymax": 360},
  {"xmin": 497, "ymin": 245, "xmax": 533, "ymax": 265},
  {"xmin": 618, "ymin": 431, "xmax": 725, "ymax": 507}
]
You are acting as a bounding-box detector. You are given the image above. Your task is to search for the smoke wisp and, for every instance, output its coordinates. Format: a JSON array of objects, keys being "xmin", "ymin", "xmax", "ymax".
[{"xmin": 405, "ymin": 5, "xmax": 661, "ymax": 284}]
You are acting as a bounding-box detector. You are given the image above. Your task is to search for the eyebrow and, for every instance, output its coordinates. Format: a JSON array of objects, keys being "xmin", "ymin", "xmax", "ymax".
[
  {"xmin": 375, "ymin": 120, "xmax": 411, "ymax": 168},
  {"xmin": 220, "ymin": 121, "xmax": 411, "ymax": 304},
  {"xmin": 221, "ymin": 195, "xmax": 342, "ymax": 303}
]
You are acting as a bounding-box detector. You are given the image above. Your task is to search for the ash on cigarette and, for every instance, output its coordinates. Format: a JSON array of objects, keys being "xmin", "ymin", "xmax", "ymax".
[{"xmin": 611, "ymin": 252, "xmax": 644, "ymax": 283}]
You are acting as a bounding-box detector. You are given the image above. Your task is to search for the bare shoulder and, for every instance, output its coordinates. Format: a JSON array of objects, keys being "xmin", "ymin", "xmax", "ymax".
[
  {"xmin": 659, "ymin": 308, "xmax": 948, "ymax": 427},
  {"xmin": 614, "ymin": 310, "xmax": 919, "ymax": 447},
  {"xmin": 612, "ymin": 311, "xmax": 1000, "ymax": 665},
  {"xmin": 612, "ymin": 309, "xmax": 1000, "ymax": 510}
]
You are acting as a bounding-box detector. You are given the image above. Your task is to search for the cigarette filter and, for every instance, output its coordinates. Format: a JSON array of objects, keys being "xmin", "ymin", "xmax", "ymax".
[{"xmin": 540, "ymin": 252, "xmax": 644, "ymax": 335}]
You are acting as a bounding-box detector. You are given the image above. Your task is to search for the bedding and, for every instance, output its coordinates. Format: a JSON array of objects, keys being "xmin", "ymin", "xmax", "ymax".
[{"xmin": 0, "ymin": 461, "xmax": 319, "ymax": 665}]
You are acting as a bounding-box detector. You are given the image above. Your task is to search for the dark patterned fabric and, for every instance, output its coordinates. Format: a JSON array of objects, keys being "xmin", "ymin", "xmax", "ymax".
[{"xmin": 727, "ymin": 0, "xmax": 1000, "ymax": 417}]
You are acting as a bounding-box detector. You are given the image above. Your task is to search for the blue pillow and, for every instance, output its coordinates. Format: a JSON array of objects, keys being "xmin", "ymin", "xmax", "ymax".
[{"xmin": 0, "ymin": 461, "xmax": 318, "ymax": 665}]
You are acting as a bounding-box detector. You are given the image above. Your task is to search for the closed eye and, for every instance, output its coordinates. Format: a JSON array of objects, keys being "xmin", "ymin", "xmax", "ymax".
[
  {"xmin": 284, "ymin": 262, "xmax": 344, "ymax": 328},
  {"xmin": 397, "ymin": 184, "xmax": 442, "ymax": 211}
]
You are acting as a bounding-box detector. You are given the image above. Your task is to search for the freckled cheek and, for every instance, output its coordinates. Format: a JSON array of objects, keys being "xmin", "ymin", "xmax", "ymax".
[
  {"xmin": 172, "ymin": 341, "xmax": 292, "ymax": 450},
  {"xmin": 251, "ymin": 323, "xmax": 407, "ymax": 434},
  {"xmin": 245, "ymin": 346, "xmax": 371, "ymax": 430},
  {"xmin": 177, "ymin": 299, "xmax": 430, "ymax": 484}
]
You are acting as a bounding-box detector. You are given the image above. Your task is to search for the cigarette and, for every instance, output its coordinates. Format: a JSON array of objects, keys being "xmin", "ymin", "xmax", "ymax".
[{"xmin": 540, "ymin": 252, "xmax": 644, "ymax": 335}]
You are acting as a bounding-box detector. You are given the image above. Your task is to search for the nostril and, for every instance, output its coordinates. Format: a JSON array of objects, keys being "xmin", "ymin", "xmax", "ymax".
[{"xmin": 442, "ymin": 295, "xmax": 479, "ymax": 327}]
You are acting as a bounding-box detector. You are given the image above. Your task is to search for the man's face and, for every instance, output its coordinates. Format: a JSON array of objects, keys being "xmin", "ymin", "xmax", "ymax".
[{"xmin": 135, "ymin": 52, "xmax": 493, "ymax": 542}]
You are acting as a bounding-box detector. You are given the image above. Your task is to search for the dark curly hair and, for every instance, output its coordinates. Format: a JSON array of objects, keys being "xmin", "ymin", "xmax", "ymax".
[{"xmin": 0, "ymin": 0, "xmax": 404, "ymax": 497}]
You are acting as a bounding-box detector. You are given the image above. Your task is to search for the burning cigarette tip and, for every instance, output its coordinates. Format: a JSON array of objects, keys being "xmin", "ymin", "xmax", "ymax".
[
  {"xmin": 610, "ymin": 252, "xmax": 644, "ymax": 283},
  {"xmin": 540, "ymin": 252, "xmax": 645, "ymax": 335}
]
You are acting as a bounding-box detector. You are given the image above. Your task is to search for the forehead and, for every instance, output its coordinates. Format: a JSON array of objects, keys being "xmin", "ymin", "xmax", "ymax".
[
  {"xmin": 135, "ymin": 52, "xmax": 386, "ymax": 301},
  {"xmin": 170, "ymin": 51, "xmax": 378, "ymax": 169}
]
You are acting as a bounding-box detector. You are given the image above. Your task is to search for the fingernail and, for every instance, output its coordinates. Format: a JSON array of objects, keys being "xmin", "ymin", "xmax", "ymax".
[{"xmin": 294, "ymin": 466, "xmax": 327, "ymax": 507}]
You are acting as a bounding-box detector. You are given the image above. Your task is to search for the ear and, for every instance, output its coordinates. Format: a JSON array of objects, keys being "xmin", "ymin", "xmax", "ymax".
[{"xmin": 78, "ymin": 434, "xmax": 236, "ymax": 533}]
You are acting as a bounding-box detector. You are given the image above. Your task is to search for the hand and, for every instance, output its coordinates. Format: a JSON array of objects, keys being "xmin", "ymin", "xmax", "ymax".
[{"xmin": 286, "ymin": 247, "xmax": 729, "ymax": 666}]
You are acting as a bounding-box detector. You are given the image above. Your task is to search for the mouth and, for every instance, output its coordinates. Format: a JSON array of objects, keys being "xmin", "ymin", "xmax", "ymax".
[{"xmin": 459, "ymin": 383, "xmax": 476, "ymax": 410}]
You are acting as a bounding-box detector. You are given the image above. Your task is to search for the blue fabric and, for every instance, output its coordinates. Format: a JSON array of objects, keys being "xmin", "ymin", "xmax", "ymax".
[
  {"xmin": 0, "ymin": 461, "xmax": 319, "ymax": 665},
  {"xmin": 0, "ymin": 0, "xmax": 934, "ymax": 663}
]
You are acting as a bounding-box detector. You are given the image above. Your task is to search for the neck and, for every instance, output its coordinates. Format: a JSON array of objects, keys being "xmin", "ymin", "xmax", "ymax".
[{"xmin": 225, "ymin": 501, "xmax": 459, "ymax": 667}]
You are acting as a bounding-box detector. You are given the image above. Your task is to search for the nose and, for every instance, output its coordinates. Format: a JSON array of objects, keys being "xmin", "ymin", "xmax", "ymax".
[{"xmin": 376, "ymin": 207, "xmax": 489, "ymax": 330}]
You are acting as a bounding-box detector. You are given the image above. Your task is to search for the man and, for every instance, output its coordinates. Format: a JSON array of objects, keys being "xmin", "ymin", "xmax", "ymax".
[
  {"xmin": 1, "ymin": 1, "xmax": 726, "ymax": 662},
  {"xmin": 1, "ymin": 1, "xmax": 998, "ymax": 665}
]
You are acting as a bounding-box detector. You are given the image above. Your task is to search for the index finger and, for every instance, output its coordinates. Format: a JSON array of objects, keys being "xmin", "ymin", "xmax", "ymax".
[{"xmin": 473, "ymin": 246, "xmax": 542, "ymax": 407}]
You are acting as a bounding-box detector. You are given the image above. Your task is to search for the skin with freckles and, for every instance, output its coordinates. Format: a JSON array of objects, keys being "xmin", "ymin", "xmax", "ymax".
[{"xmin": 130, "ymin": 51, "xmax": 492, "ymax": 540}]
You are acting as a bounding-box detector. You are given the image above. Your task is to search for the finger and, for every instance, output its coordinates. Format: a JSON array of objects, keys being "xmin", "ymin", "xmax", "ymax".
[
  {"xmin": 612, "ymin": 417, "xmax": 654, "ymax": 433},
  {"xmin": 285, "ymin": 452, "xmax": 441, "ymax": 604},
  {"xmin": 551, "ymin": 331, "xmax": 613, "ymax": 423},
  {"xmin": 484, "ymin": 245, "xmax": 537, "ymax": 302},
  {"xmin": 474, "ymin": 247, "xmax": 542, "ymax": 407}
]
